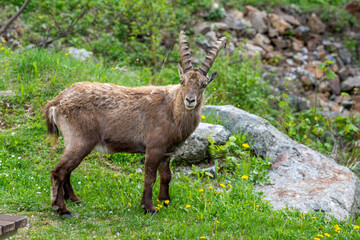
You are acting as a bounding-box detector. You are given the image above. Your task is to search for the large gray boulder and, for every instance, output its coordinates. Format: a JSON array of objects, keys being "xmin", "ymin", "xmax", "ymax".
[
  {"xmin": 172, "ymin": 123, "xmax": 230, "ymax": 164},
  {"xmin": 202, "ymin": 105, "xmax": 360, "ymax": 220}
]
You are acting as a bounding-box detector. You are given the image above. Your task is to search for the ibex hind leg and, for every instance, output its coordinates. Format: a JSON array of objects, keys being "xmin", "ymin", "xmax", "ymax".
[{"xmin": 51, "ymin": 142, "xmax": 95, "ymax": 216}]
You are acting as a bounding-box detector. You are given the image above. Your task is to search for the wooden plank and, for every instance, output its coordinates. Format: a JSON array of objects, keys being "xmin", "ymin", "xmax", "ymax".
[
  {"xmin": 0, "ymin": 215, "xmax": 27, "ymax": 229},
  {"xmin": 0, "ymin": 220, "xmax": 15, "ymax": 234}
]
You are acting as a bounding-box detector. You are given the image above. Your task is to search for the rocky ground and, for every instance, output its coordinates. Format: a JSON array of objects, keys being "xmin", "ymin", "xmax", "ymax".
[{"xmin": 194, "ymin": 1, "xmax": 360, "ymax": 117}]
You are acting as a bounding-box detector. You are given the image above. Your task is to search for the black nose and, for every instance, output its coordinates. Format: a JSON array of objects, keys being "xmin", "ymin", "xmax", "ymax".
[{"xmin": 186, "ymin": 98, "xmax": 195, "ymax": 104}]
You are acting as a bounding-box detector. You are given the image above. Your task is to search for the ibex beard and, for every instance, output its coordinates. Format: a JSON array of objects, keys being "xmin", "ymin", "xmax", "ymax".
[{"xmin": 44, "ymin": 31, "xmax": 226, "ymax": 217}]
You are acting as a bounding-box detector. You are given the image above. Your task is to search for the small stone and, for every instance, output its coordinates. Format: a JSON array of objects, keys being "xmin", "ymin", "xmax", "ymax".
[
  {"xmin": 194, "ymin": 23, "xmax": 211, "ymax": 35},
  {"xmin": 337, "ymin": 48, "xmax": 352, "ymax": 65},
  {"xmin": 338, "ymin": 67, "xmax": 349, "ymax": 81},
  {"xmin": 271, "ymin": 37, "xmax": 289, "ymax": 49},
  {"xmin": 245, "ymin": 6, "xmax": 268, "ymax": 33},
  {"xmin": 329, "ymin": 76, "xmax": 341, "ymax": 95},
  {"xmin": 291, "ymin": 38, "xmax": 304, "ymax": 52},
  {"xmin": 268, "ymin": 13, "xmax": 292, "ymax": 35},
  {"xmin": 253, "ymin": 33, "xmax": 271, "ymax": 45},
  {"xmin": 341, "ymin": 76, "xmax": 360, "ymax": 91},
  {"xmin": 294, "ymin": 25, "xmax": 310, "ymax": 40},
  {"xmin": 308, "ymin": 13, "xmax": 326, "ymax": 34},
  {"xmin": 211, "ymin": 22, "xmax": 229, "ymax": 31},
  {"xmin": 67, "ymin": 47, "xmax": 94, "ymax": 61}
]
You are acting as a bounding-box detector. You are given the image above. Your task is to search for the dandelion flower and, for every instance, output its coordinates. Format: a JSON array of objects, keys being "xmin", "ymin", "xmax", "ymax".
[
  {"xmin": 324, "ymin": 233, "xmax": 330, "ymax": 237},
  {"xmin": 112, "ymin": 67, "xmax": 115, "ymax": 70},
  {"xmin": 215, "ymin": 191, "xmax": 220, "ymax": 194},
  {"xmin": 220, "ymin": 183, "xmax": 225, "ymax": 188},
  {"xmin": 353, "ymin": 225, "xmax": 360, "ymax": 230},
  {"xmin": 164, "ymin": 200, "xmax": 170, "ymax": 204},
  {"xmin": 199, "ymin": 189, "xmax": 204, "ymax": 192},
  {"xmin": 227, "ymin": 184, "xmax": 232, "ymax": 188},
  {"xmin": 216, "ymin": 167, "xmax": 220, "ymax": 170},
  {"xmin": 128, "ymin": 202, "xmax": 132, "ymax": 207},
  {"xmin": 157, "ymin": 199, "xmax": 160, "ymax": 203},
  {"xmin": 216, "ymin": 221, "xmax": 219, "ymax": 223},
  {"xmin": 138, "ymin": 76, "xmax": 140, "ymax": 79},
  {"xmin": 208, "ymin": 186, "xmax": 213, "ymax": 189},
  {"xmin": 237, "ymin": 104, "xmax": 240, "ymax": 107},
  {"xmin": 136, "ymin": 58, "xmax": 139, "ymax": 61},
  {"xmin": 114, "ymin": 174, "xmax": 117, "ymax": 177},
  {"xmin": 1, "ymin": 47, "xmax": 4, "ymax": 50},
  {"xmin": 241, "ymin": 175, "xmax": 249, "ymax": 180},
  {"xmin": 2, "ymin": 39, "xmax": 5, "ymax": 43},
  {"xmin": 186, "ymin": 204, "xmax": 191, "ymax": 208},
  {"xmin": 65, "ymin": 53, "xmax": 68, "ymax": 56},
  {"xmin": 317, "ymin": 234, "xmax": 323, "ymax": 237},
  {"xmin": 242, "ymin": 143, "xmax": 249, "ymax": 148},
  {"xmin": 201, "ymin": 115, "xmax": 205, "ymax": 119},
  {"xmin": 314, "ymin": 238, "xmax": 320, "ymax": 240},
  {"xmin": 311, "ymin": 217, "xmax": 316, "ymax": 219},
  {"xmin": 213, "ymin": 88, "xmax": 216, "ymax": 91},
  {"xmin": 256, "ymin": 205, "xmax": 259, "ymax": 208},
  {"xmin": 0, "ymin": 43, "xmax": 2, "ymax": 46},
  {"xmin": 200, "ymin": 237, "xmax": 206, "ymax": 239},
  {"xmin": 155, "ymin": 206, "xmax": 159, "ymax": 210}
]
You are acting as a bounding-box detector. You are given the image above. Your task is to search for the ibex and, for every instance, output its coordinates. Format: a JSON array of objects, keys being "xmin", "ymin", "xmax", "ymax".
[{"xmin": 44, "ymin": 31, "xmax": 226, "ymax": 217}]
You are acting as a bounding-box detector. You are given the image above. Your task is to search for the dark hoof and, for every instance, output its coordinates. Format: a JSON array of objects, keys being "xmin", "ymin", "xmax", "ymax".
[{"xmin": 62, "ymin": 213, "xmax": 73, "ymax": 219}]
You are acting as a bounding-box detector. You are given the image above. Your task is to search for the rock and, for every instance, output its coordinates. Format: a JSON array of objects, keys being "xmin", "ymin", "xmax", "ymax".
[
  {"xmin": 287, "ymin": 93, "xmax": 310, "ymax": 111},
  {"xmin": 308, "ymin": 13, "xmax": 326, "ymax": 34},
  {"xmin": 268, "ymin": 27, "xmax": 278, "ymax": 38},
  {"xmin": 241, "ymin": 28, "xmax": 257, "ymax": 39},
  {"xmin": 338, "ymin": 67, "xmax": 350, "ymax": 81},
  {"xmin": 305, "ymin": 61, "xmax": 323, "ymax": 79},
  {"xmin": 194, "ymin": 23, "xmax": 211, "ymax": 35},
  {"xmin": 211, "ymin": 22, "xmax": 229, "ymax": 32},
  {"xmin": 0, "ymin": 90, "xmax": 15, "ymax": 97},
  {"xmin": 227, "ymin": 9, "xmax": 244, "ymax": 20},
  {"xmin": 205, "ymin": 31, "xmax": 217, "ymax": 43},
  {"xmin": 172, "ymin": 123, "xmax": 231, "ymax": 164},
  {"xmin": 271, "ymin": 37, "xmax": 289, "ymax": 49},
  {"xmin": 353, "ymin": 96, "xmax": 360, "ymax": 112},
  {"xmin": 294, "ymin": 25, "xmax": 310, "ymax": 40},
  {"xmin": 291, "ymin": 38, "xmax": 303, "ymax": 52},
  {"xmin": 276, "ymin": 11, "xmax": 300, "ymax": 26},
  {"xmin": 337, "ymin": 47, "xmax": 352, "ymax": 65},
  {"xmin": 253, "ymin": 33, "xmax": 271, "ymax": 46},
  {"xmin": 242, "ymin": 42, "xmax": 264, "ymax": 58},
  {"xmin": 292, "ymin": 67, "xmax": 316, "ymax": 85},
  {"xmin": 228, "ymin": 19, "xmax": 247, "ymax": 32},
  {"xmin": 245, "ymin": 6, "xmax": 268, "ymax": 34},
  {"xmin": 268, "ymin": 13, "xmax": 292, "ymax": 35},
  {"xmin": 329, "ymin": 76, "xmax": 341, "ymax": 95},
  {"xmin": 293, "ymin": 53, "xmax": 305, "ymax": 65},
  {"xmin": 341, "ymin": 76, "xmax": 360, "ymax": 92},
  {"xmin": 345, "ymin": 0, "xmax": 360, "ymax": 22},
  {"xmin": 202, "ymin": 105, "xmax": 360, "ymax": 221},
  {"xmin": 67, "ymin": 47, "xmax": 94, "ymax": 61}
]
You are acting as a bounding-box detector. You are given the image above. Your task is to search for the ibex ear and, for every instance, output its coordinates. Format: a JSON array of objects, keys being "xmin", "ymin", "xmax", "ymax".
[
  {"xmin": 207, "ymin": 71, "xmax": 218, "ymax": 84},
  {"xmin": 178, "ymin": 64, "xmax": 185, "ymax": 85}
]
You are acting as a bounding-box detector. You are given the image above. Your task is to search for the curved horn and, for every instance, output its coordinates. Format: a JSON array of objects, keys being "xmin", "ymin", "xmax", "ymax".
[
  {"xmin": 179, "ymin": 30, "xmax": 192, "ymax": 72},
  {"xmin": 199, "ymin": 37, "xmax": 227, "ymax": 75}
]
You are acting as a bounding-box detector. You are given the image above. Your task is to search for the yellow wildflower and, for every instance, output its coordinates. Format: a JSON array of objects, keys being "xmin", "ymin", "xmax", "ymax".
[
  {"xmin": 227, "ymin": 184, "xmax": 232, "ymax": 188},
  {"xmin": 157, "ymin": 204, "xmax": 163, "ymax": 208},
  {"xmin": 237, "ymin": 104, "xmax": 240, "ymax": 107},
  {"xmin": 317, "ymin": 234, "xmax": 323, "ymax": 237},
  {"xmin": 242, "ymin": 143, "xmax": 249, "ymax": 148},
  {"xmin": 208, "ymin": 186, "xmax": 213, "ymax": 189},
  {"xmin": 0, "ymin": 43, "xmax": 2, "ymax": 46},
  {"xmin": 65, "ymin": 53, "xmax": 68, "ymax": 56},
  {"xmin": 199, "ymin": 189, "xmax": 204, "ymax": 192},
  {"xmin": 324, "ymin": 233, "xmax": 330, "ymax": 237},
  {"xmin": 353, "ymin": 225, "xmax": 360, "ymax": 230},
  {"xmin": 164, "ymin": 200, "xmax": 170, "ymax": 204},
  {"xmin": 314, "ymin": 238, "xmax": 320, "ymax": 240},
  {"xmin": 138, "ymin": 76, "xmax": 140, "ymax": 79},
  {"xmin": 155, "ymin": 206, "xmax": 159, "ymax": 210},
  {"xmin": 112, "ymin": 67, "xmax": 115, "ymax": 70},
  {"xmin": 311, "ymin": 217, "xmax": 316, "ymax": 219},
  {"xmin": 2, "ymin": 39, "xmax": 5, "ymax": 43},
  {"xmin": 157, "ymin": 199, "xmax": 160, "ymax": 203},
  {"xmin": 216, "ymin": 167, "xmax": 220, "ymax": 170},
  {"xmin": 201, "ymin": 115, "xmax": 205, "ymax": 119},
  {"xmin": 200, "ymin": 237, "xmax": 206, "ymax": 239},
  {"xmin": 216, "ymin": 221, "xmax": 219, "ymax": 223},
  {"xmin": 241, "ymin": 175, "xmax": 249, "ymax": 180},
  {"xmin": 128, "ymin": 202, "xmax": 132, "ymax": 207},
  {"xmin": 215, "ymin": 191, "xmax": 220, "ymax": 194},
  {"xmin": 213, "ymin": 88, "xmax": 216, "ymax": 91},
  {"xmin": 136, "ymin": 58, "xmax": 139, "ymax": 61},
  {"xmin": 186, "ymin": 204, "xmax": 191, "ymax": 208},
  {"xmin": 1, "ymin": 47, "xmax": 4, "ymax": 50},
  {"xmin": 220, "ymin": 183, "xmax": 225, "ymax": 188},
  {"xmin": 256, "ymin": 205, "xmax": 259, "ymax": 208},
  {"xmin": 114, "ymin": 174, "xmax": 117, "ymax": 178}
]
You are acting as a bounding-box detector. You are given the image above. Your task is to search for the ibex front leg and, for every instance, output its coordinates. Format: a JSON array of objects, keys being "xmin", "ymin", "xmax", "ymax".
[
  {"xmin": 158, "ymin": 156, "xmax": 171, "ymax": 205},
  {"xmin": 141, "ymin": 147, "xmax": 164, "ymax": 214}
]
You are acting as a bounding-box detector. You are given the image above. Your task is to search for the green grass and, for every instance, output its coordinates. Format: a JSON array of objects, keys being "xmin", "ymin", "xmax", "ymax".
[{"xmin": 1, "ymin": 47, "xmax": 360, "ymax": 239}]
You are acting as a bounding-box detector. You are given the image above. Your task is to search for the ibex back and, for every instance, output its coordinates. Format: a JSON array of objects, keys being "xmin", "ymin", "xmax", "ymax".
[{"xmin": 44, "ymin": 31, "xmax": 226, "ymax": 217}]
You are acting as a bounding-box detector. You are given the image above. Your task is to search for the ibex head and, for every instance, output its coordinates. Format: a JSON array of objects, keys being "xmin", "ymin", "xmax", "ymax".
[{"xmin": 178, "ymin": 30, "xmax": 226, "ymax": 110}]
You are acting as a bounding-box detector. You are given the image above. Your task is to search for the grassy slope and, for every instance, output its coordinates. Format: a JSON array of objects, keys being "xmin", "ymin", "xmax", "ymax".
[{"xmin": 1, "ymin": 47, "xmax": 360, "ymax": 239}]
